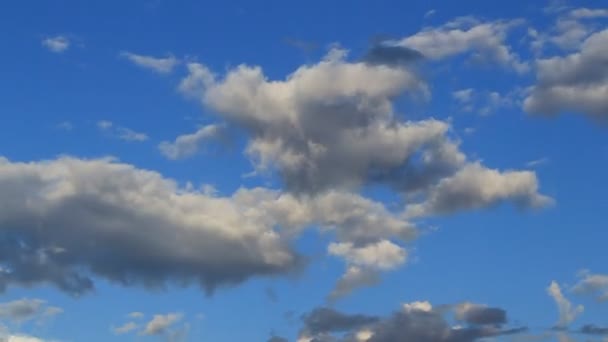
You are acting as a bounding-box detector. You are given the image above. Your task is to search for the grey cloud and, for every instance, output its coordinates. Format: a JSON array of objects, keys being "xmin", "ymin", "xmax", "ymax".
[
  {"xmin": 268, "ymin": 336, "xmax": 289, "ymax": 342},
  {"xmin": 363, "ymin": 41, "xmax": 424, "ymax": 67},
  {"xmin": 327, "ymin": 266, "xmax": 380, "ymax": 302},
  {"xmin": 454, "ymin": 303, "xmax": 507, "ymax": 326},
  {"xmin": 0, "ymin": 156, "xmax": 418, "ymax": 296},
  {"xmin": 299, "ymin": 302, "xmax": 525, "ymax": 342},
  {"xmin": 524, "ymin": 29, "xmax": 608, "ymax": 118},
  {"xmin": 301, "ymin": 307, "xmax": 379, "ymax": 336},
  {"xmin": 0, "ymin": 298, "xmax": 62, "ymax": 323},
  {"xmin": 580, "ymin": 324, "xmax": 608, "ymax": 335},
  {"xmin": 178, "ymin": 50, "xmax": 546, "ymax": 217},
  {"xmin": 406, "ymin": 163, "xmax": 553, "ymax": 217}
]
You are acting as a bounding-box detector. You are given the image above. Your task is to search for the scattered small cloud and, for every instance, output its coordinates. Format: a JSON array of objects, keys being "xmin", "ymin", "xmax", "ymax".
[
  {"xmin": 128, "ymin": 312, "xmax": 145, "ymax": 319},
  {"xmin": 112, "ymin": 322, "xmax": 138, "ymax": 335},
  {"xmin": 42, "ymin": 36, "xmax": 70, "ymax": 53},
  {"xmin": 97, "ymin": 120, "xmax": 149, "ymax": 142},
  {"xmin": 55, "ymin": 121, "xmax": 74, "ymax": 131},
  {"xmin": 0, "ymin": 298, "xmax": 62, "ymax": 324},
  {"xmin": 424, "ymin": 9, "xmax": 437, "ymax": 18},
  {"xmin": 120, "ymin": 51, "xmax": 179, "ymax": 74}
]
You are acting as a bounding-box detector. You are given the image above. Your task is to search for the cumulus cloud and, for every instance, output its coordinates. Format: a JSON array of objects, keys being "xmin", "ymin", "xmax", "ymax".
[
  {"xmin": 178, "ymin": 48, "xmax": 547, "ymax": 214},
  {"xmin": 177, "ymin": 48, "xmax": 459, "ymax": 195},
  {"xmin": 41, "ymin": 36, "xmax": 69, "ymax": 53},
  {"xmin": 406, "ymin": 163, "xmax": 553, "ymax": 217},
  {"xmin": 0, "ymin": 156, "xmax": 422, "ymax": 295},
  {"xmin": 120, "ymin": 52, "xmax": 179, "ymax": 74},
  {"xmin": 547, "ymin": 281, "xmax": 584, "ymax": 328},
  {"xmin": 170, "ymin": 46, "xmax": 551, "ymax": 299},
  {"xmin": 572, "ymin": 270, "xmax": 608, "ymax": 302},
  {"xmin": 0, "ymin": 299, "xmax": 62, "ymax": 323},
  {"xmin": 524, "ymin": 29, "xmax": 608, "ymax": 118},
  {"xmin": 97, "ymin": 120, "xmax": 148, "ymax": 142},
  {"xmin": 392, "ymin": 17, "xmax": 529, "ymax": 73},
  {"xmin": 298, "ymin": 301, "xmax": 524, "ymax": 342},
  {"xmin": 158, "ymin": 124, "xmax": 227, "ymax": 160}
]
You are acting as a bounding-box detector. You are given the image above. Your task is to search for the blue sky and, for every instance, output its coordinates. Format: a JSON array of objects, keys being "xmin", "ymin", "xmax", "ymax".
[{"xmin": 1, "ymin": 1, "xmax": 608, "ymax": 341}]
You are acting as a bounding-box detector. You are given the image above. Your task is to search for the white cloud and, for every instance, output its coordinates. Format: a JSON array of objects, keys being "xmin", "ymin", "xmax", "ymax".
[
  {"xmin": 42, "ymin": 36, "xmax": 70, "ymax": 53},
  {"xmin": 4, "ymin": 334, "xmax": 49, "ymax": 342},
  {"xmin": 121, "ymin": 52, "xmax": 179, "ymax": 74},
  {"xmin": 393, "ymin": 18, "xmax": 529, "ymax": 73},
  {"xmin": 112, "ymin": 322, "xmax": 138, "ymax": 335},
  {"xmin": 159, "ymin": 124, "xmax": 226, "ymax": 160},
  {"xmin": 143, "ymin": 313, "xmax": 182, "ymax": 335},
  {"xmin": 178, "ymin": 48, "xmax": 545, "ymax": 208},
  {"xmin": 403, "ymin": 301, "xmax": 433, "ymax": 313},
  {"xmin": 128, "ymin": 312, "xmax": 144, "ymax": 319},
  {"xmin": 452, "ymin": 88, "xmax": 474, "ymax": 103},
  {"xmin": 547, "ymin": 281, "xmax": 584, "ymax": 328},
  {"xmin": 328, "ymin": 240, "xmax": 406, "ymax": 270},
  {"xmin": 568, "ymin": 8, "xmax": 608, "ymax": 19}
]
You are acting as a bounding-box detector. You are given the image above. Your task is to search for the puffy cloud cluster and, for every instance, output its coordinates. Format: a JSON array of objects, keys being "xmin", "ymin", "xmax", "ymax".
[
  {"xmin": 170, "ymin": 46, "xmax": 551, "ymax": 297},
  {"xmin": 0, "ymin": 156, "xmax": 420, "ymax": 295},
  {"xmin": 525, "ymin": 28, "xmax": 608, "ymax": 118}
]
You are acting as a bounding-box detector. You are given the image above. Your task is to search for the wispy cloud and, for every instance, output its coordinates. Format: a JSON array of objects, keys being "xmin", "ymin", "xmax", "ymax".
[
  {"xmin": 547, "ymin": 281, "xmax": 584, "ymax": 328},
  {"xmin": 120, "ymin": 51, "xmax": 179, "ymax": 74},
  {"xmin": 97, "ymin": 120, "xmax": 148, "ymax": 142}
]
